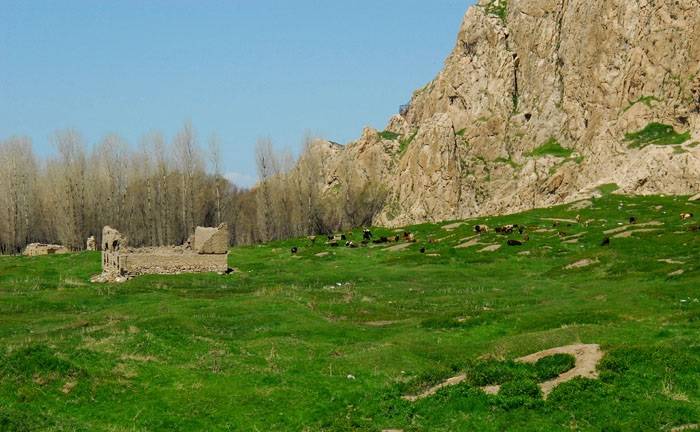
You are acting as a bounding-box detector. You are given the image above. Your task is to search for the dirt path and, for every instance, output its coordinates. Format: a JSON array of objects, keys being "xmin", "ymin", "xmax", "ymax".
[
  {"xmin": 478, "ymin": 244, "xmax": 501, "ymax": 253},
  {"xmin": 403, "ymin": 344, "xmax": 604, "ymax": 402},
  {"xmin": 455, "ymin": 237, "xmax": 480, "ymax": 249},
  {"xmin": 604, "ymin": 221, "xmax": 663, "ymax": 235},
  {"xmin": 612, "ymin": 228, "xmax": 661, "ymax": 239},
  {"xmin": 442, "ymin": 222, "xmax": 464, "ymax": 231},
  {"xmin": 542, "ymin": 217, "xmax": 579, "ymax": 224},
  {"xmin": 385, "ymin": 243, "xmax": 413, "ymax": 252}
]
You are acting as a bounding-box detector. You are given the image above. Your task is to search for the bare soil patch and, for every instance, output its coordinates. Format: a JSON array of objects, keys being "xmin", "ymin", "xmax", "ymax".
[
  {"xmin": 442, "ymin": 222, "xmax": 465, "ymax": 231},
  {"xmin": 612, "ymin": 228, "xmax": 661, "ymax": 239},
  {"xmin": 604, "ymin": 221, "xmax": 663, "ymax": 235},
  {"xmin": 565, "ymin": 259, "xmax": 599, "ymax": 270},
  {"xmin": 403, "ymin": 344, "xmax": 603, "ymax": 401},
  {"xmin": 478, "ymin": 244, "xmax": 501, "ymax": 253},
  {"xmin": 385, "ymin": 243, "xmax": 412, "ymax": 252}
]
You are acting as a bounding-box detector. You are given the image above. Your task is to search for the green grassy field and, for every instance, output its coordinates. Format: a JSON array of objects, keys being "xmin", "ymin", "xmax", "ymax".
[{"xmin": 1, "ymin": 194, "xmax": 699, "ymax": 431}]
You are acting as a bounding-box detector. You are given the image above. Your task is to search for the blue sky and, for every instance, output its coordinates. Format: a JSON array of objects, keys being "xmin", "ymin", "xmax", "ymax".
[{"xmin": 1, "ymin": 1, "xmax": 473, "ymax": 187}]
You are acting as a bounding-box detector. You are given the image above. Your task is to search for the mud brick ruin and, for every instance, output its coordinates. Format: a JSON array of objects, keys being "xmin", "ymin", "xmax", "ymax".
[
  {"xmin": 95, "ymin": 224, "xmax": 230, "ymax": 282},
  {"xmin": 23, "ymin": 243, "xmax": 70, "ymax": 256}
]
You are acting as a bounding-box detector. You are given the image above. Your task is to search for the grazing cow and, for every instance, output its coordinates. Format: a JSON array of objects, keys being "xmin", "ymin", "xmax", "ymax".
[
  {"xmin": 327, "ymin": 234, "xmax": 335, "ymax": 241},
  {"xmin": 681, "ymin": 212, "xmax": 694, "ymax": 220},
  {"xmin": 341, "ymin": 234, "xmax": 347, "ymax": 241},
  {"xmin": 346, "ymin": 241, "xmax": 358, "ymax": 248},
  {"xmin": 601, "ymin": 237, "xmax": 610, "ymax": 246},
  {"xmin": 507, "ymin": 239, "xmax": 523, "ymax": 246},
  {"xmin": 474, "ymin": 224, "xmax": 490, "ymax": 234},
  {"xmin": 291, "ymin": 246, "xmax": 298, "ymax": 255},
  {"xmin": 629, "ymin": 216, "xmax": 637, "ymax": 224},
  {"xmin": 420, "ymin": 247, "xmax": 426, "ymax": 254},
  {"xmin": 403, "ymin": 231, "xmax": 412, "ymax": 240},
  {"xmin": 394, "ymin": 235, "xmax": 400, "ymax": 242},
  {"xmin": 363, "ymin": 229, "xmax": 373, "ymax": 240}
]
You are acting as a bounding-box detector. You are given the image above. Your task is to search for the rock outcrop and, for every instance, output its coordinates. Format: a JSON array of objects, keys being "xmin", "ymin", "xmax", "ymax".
[{"xmin": 304, "ymin": 0, "xmax": 700, "ymax": 227}]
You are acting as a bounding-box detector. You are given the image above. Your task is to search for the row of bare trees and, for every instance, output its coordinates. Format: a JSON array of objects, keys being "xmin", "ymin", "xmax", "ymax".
[{"xmin": 0, "ymin": 125, "xmax": 387, "ymax": 254}]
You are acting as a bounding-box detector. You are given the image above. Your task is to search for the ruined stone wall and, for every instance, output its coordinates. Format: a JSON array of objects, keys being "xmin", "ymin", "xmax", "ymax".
[
  {"xmin": 24, "ymin": 243, "xmax": 70, "ymax": 256},
  {"xmin": 95, "ymin": 225, "xmax": 230, "ymax": 282},
  {"xmin": 122, "ymin": 252, "xmax": 228, "ymax": 275}
]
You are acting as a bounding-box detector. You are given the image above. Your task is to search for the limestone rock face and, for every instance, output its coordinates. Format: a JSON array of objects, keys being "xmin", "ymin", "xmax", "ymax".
[
  {"xmin": 194, "ymin": 224, "xmax": 229, "ymax": 254},
  {"xmin": 301, "ymin": 0, "xmax": 700, "ymax": 227}
]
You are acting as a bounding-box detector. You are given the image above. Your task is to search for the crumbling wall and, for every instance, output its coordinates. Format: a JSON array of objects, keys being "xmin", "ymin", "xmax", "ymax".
[
  {"xmin": 23, "ymin": 243, "xmax": 70, "ymax": 256},
  {"xmin": 86, "ymin": 236, "xmax": 96, "ymax": 251},
  {"xmin": 95, "ymin": 224, "xmax": 230, "ymax": 282},
  {"xmin": 194, "ymin": 224, "xmax": 229, "ymax": 254}
]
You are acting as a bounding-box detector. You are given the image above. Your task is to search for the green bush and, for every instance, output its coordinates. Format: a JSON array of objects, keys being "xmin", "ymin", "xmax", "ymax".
[
  {"xmin": 533, "ymin": 353, "xmax": 576, "ymax": 380},
  {"xmin": 379, "ymin": 131, "xmax": 401, "ymax": 141},
  {"xmin": 529, "ymin": 138, "xmax": 573, "ymax": 158},
  {"xmin": 496, "ymin": 379, "xmax": 542, "ymax": 409},
  {"xmin": 625, "ymin": 123, "xmax": 690, "ymax": 148}
]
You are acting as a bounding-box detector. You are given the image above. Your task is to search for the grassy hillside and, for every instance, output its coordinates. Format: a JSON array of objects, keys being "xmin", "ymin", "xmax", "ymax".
[{"xmin": 1, "ymin": 194, "xmax": 699, "ymax": 431}]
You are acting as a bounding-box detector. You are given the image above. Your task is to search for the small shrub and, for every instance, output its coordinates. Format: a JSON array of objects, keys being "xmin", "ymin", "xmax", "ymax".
[
  {"xmin": 496, "ymin": 379, "xmax": 542, "ymax": 409},
  {"xmin": 399, "ymin": 131, "xmax": 418, "ymax": 154},
  {"xmin": 485, "ymin": 0, "xmax": 508, "ymax": 24},
  {"xmin": 468, "ymin": 360, "xmax": 532, "ymax": 386},
  {"xmin": 533, "ymin": 353, "xmax": 576, "ymax": 381},
  {"xmin": 379, "ymin": 131, "xmax": 401, "ymax": 141},
  {"xmin": 529, "ymin": 138, "xmax": 573, "ymax": 158},
  {"xmin": 625, "ymin": 123, "xmax": 690, "ymax": 148}
]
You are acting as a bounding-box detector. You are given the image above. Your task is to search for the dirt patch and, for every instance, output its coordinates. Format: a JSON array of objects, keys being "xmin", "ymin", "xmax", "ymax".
[
  {"xmin": 659, "ymin": 259, "xmax": 686, "ymax": 265},
  {"xmin": 442, "ymin": 222, "xmax": 464, "ymax": 231},
  {"xmin": 516, "ymin": 344, "xmax": 603, "ymax": 397},
  {"xmin": 563, "ymin": 239, "xmax": 580, "ymax": 244},
  {"xmin": 315, "ymin": 252, "xmax": 330, "ymax": 257},
  {"xmin": 478, "ymin": 244, "xmax": 501, "ymax": 253},
  {"xmin": 455, "ymin": 238, "xmax": 481, "ymax": 249},
  {"xmin": 385, "ymin": 243, "xmax": 412, "ymax": 252},
  {"xmin": 364, "ymin": 320, "xmax": 400, "ymax": 327},
  {"xmin": 604, "ymin": 221, "xmax": 663, "ymax": 235},
  {"xmin": 672, "ymin": 424, "xmax": 699, "ymax": 432},
  {"xmin": 568, "ymin": 200, "xmax": 593, "ymax": 211},
  {"xmin": 542, "ymin": 217, "xmax": 579, "ymax": 224},
  {"xmin": 403, "ymin": 344, "xmax": 604, "ymax": 402},
  {"xmin": 402, "ymin": 374, "xmax": 467, "ymax": 402},
  {"xmin": 668, "ymin": 269, "xmax": 685, "ymax": 277},
  {"xmin": 612, "ymin": 228, "xmax": 661, "ymax": 239},
  {"xmin": 562, "ymin": 232, "xmax": 586, "ymax": 241},
  {"xmin": 565, "ymin": 259, "xmax": 598, "ymax": 270}
]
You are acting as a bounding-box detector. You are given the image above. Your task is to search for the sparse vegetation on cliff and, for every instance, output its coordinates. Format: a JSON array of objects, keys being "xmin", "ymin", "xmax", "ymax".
[
  {"xmin": 529, "ymin": 138, "xmax": 574, "ymax": 158},
  {"xmin": 625, "ymin": 123, "xmax": 691, "ymax": 149}
]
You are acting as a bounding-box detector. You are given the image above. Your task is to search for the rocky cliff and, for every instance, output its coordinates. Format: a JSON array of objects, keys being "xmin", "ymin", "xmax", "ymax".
[{"xmin": 310, "ymin": 0, "xmax": 700, "ymax": 227}]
